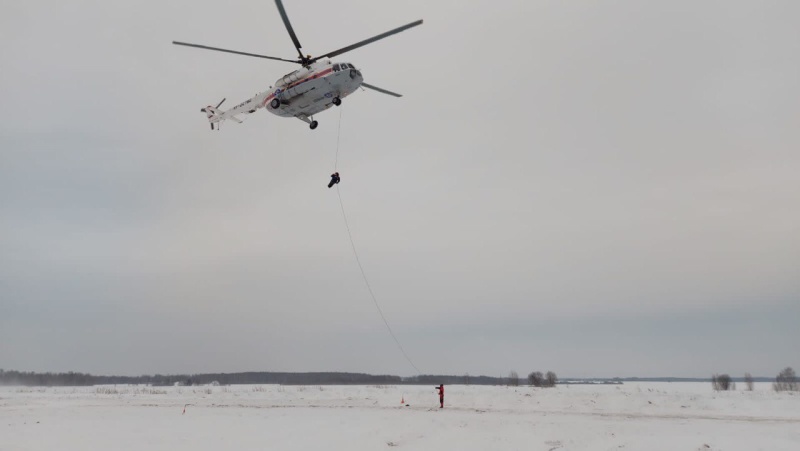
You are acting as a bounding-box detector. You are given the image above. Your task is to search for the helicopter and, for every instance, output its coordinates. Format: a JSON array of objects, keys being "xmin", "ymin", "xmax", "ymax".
[{"xmin": 173, "ymin": 0, "xmax": 422, "ymax": 130}]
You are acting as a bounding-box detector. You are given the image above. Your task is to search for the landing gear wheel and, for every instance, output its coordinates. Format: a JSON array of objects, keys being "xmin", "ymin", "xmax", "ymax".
[
  {"xmin": 270, "ymin": 98, "xmax": 281, "ymax": 109},
  {"xmin": 309, "ymin": 120, "xmax": 318, "ymax": 130},
  {"xmin": 332, "ymin": 97, "xmax": 342, "ymax": 106}
]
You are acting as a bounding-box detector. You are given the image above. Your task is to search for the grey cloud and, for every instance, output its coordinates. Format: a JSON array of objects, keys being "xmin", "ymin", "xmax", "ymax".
[{"xmin": 1, "ymin": 0, "xmax": 798, "ymax": 377}]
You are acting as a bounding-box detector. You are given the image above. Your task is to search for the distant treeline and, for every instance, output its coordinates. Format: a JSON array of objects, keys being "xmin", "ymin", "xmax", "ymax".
[
  {"xmin": 0, "ymin": 370, "xmax": 400, "ymax": 387},
  {"xmin": 0, "ymin": 369, "xmax": 508, "ymax": 387},
  {"xmin": 608, "ymin": 376, "xmax": 775, "ymax": 383},
  {"xmin": 0, "ymin": 369, "xmax": 520, "ymax": 387},
  {"xmin": 0, "ymin": 369, "xmax": 774, "ymax": 387}
]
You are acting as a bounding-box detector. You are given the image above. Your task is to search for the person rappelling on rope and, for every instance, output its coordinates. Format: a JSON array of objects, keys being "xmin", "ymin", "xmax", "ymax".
[
  {"xmin": 436, "ymin": 384, "xmax": 444, "ymax": 408},
  {"xmin": 328, "ymin": 172, "xmax": 340, "ymax": 188}
]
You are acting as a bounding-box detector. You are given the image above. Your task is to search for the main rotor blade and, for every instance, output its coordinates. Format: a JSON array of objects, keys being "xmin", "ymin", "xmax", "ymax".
[
  {"xmin": 172, "ymin": 41, "xmax": 300, "ymax": 64},
  {"xmin": 361, "ymin": 83, "xmax": 402, "ymax": 98},
  {"xmin": 312, "ymin": 19, "xmax": 423, "ymax": 62},
  {"xmin": 274, "ymin": 0, "xmax": 304, "ymax": 60}
]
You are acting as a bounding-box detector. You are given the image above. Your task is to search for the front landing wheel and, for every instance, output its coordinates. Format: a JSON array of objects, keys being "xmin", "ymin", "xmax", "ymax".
[
  {"xmin": 309, "ymin": 120, "xmax": 319, "ymax": 130},
  {"xmin": 332, "ymin": 97, "xmax": 342, "ymax": 106}
]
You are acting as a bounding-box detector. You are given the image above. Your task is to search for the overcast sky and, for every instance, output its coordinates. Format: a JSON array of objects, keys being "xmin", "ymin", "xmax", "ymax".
[{"xmin": 1, "ymin": 0, "xmax": 798, "ymax": 379}]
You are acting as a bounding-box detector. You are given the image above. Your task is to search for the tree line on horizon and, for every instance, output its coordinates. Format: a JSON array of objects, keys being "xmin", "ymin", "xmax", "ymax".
[
  {"xmin": 2, "ymin": 368, "xmax": 795, "ymax": 388},
  {"xmin": 0, "ymin": 369, "xmax": 562, "ymax": 387},
  {"xmin": 712, "ymin": 367, "xmax": 797, "ymax": 392},
  {"xmin": 0, "ymin": 369, "xmax": 400, "ymax": 387},
  {"xmin": 0, "ymin": 369, "xmax": 514, "ymax": 387},
  {"xmin": 503, "ymin": 370, "xmax": 558, "ymax": 387}
]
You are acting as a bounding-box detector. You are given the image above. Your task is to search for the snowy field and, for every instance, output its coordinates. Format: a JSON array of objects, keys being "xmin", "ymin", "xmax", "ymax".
[{"xmin": 1, "ymin": 382, "xmax": 798, "ymax": 450}]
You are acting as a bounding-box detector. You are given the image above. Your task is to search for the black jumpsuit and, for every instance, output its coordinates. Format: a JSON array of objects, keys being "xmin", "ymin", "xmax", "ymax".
[{"xmin": 328, "ymin": 172, "xmax": 340, "ymax": 188}]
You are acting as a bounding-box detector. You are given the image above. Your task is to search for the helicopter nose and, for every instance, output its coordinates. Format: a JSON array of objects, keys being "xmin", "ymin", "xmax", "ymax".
[{"xmin": 349, "ymin": 68, "xmax": 363, "ymax": 81}]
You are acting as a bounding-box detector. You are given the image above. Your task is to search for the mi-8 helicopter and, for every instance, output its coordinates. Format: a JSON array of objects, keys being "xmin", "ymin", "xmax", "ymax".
[{"xmin": 173, "ymin": 0, "xmax": 422, "ymax": 130}]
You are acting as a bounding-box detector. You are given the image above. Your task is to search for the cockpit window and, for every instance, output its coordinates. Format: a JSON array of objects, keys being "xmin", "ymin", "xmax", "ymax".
[
  {"xmin": 342, "ymin": 63, "xmax": 350, "ymax": 69},
  {"xmin": 333, "ymin": 64, "xmax": 340, "ymax": 71}
]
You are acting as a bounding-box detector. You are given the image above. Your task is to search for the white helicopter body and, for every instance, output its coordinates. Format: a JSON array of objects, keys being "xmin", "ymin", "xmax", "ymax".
[
  {"xmin": 203, "ymin": 60, "xmax": 370, "ymax": 130},
  {"xmin": 175, "ymin": 1, "xmax": 420, "ymax": 130}
]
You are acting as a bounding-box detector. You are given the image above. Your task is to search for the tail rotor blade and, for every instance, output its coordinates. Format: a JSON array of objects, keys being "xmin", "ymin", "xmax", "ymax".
[{"xmin": 216, "ymin": 98, "xmax": 226, "ymax": 109}]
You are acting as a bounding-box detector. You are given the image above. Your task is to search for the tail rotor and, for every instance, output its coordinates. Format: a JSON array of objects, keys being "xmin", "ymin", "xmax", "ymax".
[{"xmin": 201, "ymin": 98, "xmax": 226, "ymax": 130}]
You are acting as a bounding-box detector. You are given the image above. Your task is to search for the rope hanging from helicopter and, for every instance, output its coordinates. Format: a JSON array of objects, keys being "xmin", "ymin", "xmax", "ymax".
[
  {"xmin": 334, "ymin": 106, "xmax": 343, "ymax": 171},
  {"xmin": 333, "ymin": 106, "xmax": 421, "ymax": 375}
]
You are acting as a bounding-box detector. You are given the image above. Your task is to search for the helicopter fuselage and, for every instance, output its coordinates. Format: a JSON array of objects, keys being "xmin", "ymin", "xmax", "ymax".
[
  {"xmin": 178, "ymin": 0, "xmax": 420, "ymax": 130},
  {"xmin": 215, "ymin": 59, "xmax": 362, "ymax": 127}
]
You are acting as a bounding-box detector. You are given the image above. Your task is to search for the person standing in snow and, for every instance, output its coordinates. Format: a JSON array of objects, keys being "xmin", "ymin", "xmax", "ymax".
[{"xmin": 435, "ymin": 384, "xmax": 444, "ymax": 408}]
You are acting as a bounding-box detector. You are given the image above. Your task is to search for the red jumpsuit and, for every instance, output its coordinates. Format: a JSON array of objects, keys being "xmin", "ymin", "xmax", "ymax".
[{"xmin": 436, "ymin": 385, "xmax": 444, "ymax": 408}]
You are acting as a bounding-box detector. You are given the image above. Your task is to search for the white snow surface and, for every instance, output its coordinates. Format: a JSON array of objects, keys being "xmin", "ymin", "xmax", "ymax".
[{"xmin": 1, "ymin": 382, "xmax": 798, "ymax": 450}]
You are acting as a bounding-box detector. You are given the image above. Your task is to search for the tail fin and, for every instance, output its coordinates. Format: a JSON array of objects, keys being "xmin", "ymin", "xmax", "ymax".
[{"xmin": 201, "ymin": 98, "xmax": 226, "ymax": 130}]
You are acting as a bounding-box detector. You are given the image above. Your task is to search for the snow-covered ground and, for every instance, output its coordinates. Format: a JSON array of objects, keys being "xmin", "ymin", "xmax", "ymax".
[{"xmin": 1, "ymin": 382, "xmax": 798, "ymax": 450}]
